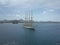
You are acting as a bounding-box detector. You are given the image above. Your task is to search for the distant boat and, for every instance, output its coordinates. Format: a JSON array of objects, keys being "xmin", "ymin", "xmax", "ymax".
[
  {"xmin": 0, "ymin": 22, "xmax": 4, "ymax": 24},
  {"xmin": 12, "ymin": 21, "xmax": 18, "ymax": 24},
  {"xmin": 24, "ymin": 10, "xmax": 35, "ymax": 30},
  {"xmin": 12, "ymin": 22, "xmax": 18, "ymax": 24}
]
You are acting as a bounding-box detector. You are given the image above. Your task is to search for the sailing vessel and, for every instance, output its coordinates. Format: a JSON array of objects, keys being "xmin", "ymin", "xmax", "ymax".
[{"xmin": 24, "ymin": 10, "xmax": 34, "ymax": 30}]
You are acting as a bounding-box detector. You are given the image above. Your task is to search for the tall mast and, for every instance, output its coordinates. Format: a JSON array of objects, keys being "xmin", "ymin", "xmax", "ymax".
[{"xmin": 24, "ymin": 9, "xmax": 34, "ymax": 30}]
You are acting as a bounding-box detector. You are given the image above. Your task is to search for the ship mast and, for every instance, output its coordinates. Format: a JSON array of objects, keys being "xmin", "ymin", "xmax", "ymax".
[{"xmin": 24, "ymin": 9, "xmax": 34, "ymax": 30}]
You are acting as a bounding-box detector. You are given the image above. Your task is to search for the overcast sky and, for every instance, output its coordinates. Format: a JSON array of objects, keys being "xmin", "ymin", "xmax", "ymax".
[{"xmin": 0, "ymin": 0, "xmax": 60, "ymax": 21}]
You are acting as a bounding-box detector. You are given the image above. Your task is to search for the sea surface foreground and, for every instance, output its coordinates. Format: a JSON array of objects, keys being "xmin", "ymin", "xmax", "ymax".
[{"xmin": 0, "ymin": 23, "xmax": 60, "ymax": 45}]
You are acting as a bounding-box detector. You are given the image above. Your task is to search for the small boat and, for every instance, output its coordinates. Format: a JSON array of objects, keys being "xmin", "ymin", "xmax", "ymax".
[{"xmin": 12, "ymin": 21, "xmax": 18, "ymax": 24}]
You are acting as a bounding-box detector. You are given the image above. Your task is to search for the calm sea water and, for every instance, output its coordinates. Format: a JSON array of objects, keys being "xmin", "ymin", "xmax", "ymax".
[{"xmin": 0, "ymin": 23, "xmax": 60, "ymax": 45}]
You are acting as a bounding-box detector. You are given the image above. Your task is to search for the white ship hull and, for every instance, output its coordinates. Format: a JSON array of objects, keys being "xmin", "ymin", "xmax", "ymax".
[{"xmin": 24, "ymin": 25, "xmax": 35, "ymax": 30}]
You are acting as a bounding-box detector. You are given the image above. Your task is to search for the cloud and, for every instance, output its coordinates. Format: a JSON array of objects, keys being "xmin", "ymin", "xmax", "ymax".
[
  {"xmin": 42, "ymin": 11, "xmax": 47, "ymax": 14},
  {"xmin": 0, "ymin": 13, "xmax": 25, "ymax": 20},
  {"xmin": 41, "ymin": 9, "xmax": 55, "ymax": 15},
  {"xmin": 0, "ymin": 0, "xmax": 60, "ymax": 21},
  {"xmin": 42, "ymin": 0, "xmax": 60, "ymax": 9},
  {"xmin": 0, "ymin": 0, "xmax": 60, "ymax": 9},
  {"xmin": 48, "ymin": 9, "xmax": 54, "ymax": 12}
]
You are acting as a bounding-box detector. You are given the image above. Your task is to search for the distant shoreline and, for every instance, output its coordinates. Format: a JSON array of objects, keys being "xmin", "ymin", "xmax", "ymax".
[
  {"xmin": 0, "ymin": 22, "xmax": 60, "ymax": 24},
  {"xmin": 0, "ymin": 20, "xmax": 60, "ymax": 23}
]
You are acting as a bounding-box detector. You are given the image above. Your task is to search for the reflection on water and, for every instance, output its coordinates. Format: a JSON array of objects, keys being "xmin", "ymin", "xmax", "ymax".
[{"xmin": 0, "ymin": 40, "xmax": 20, "ymax": 45}]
